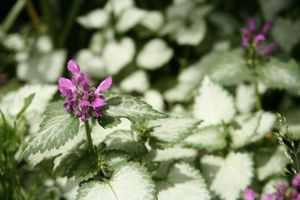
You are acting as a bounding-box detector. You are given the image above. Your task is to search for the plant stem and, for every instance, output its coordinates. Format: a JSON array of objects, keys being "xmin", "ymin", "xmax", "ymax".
[
  {"xmin": 25, "ymin": 0, "xmax": 40, "ymax": 34},
  {"xmin": 254, "ymin": 81, "xmax": 262, "ymax": 111},
  {"xmin": 2, "ymin": 0, "xmax": 26, "ymax": 33},
  {"xmin": 57, "ymin": 0, "xmax": 83, "ymax": 47},
  {"xmin": 295, "ymin": 153, "xmax": 300, "ymax": 173},
  {"xmin": 84, "ymin": 120, "xmax": 95, "ymax": 159},
  {"xmin": 0, "ymin": 109, "xmax": 6, "ymax": 123}
]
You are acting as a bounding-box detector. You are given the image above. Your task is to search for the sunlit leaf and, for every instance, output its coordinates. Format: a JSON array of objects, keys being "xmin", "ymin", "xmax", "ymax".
[
  {"xmin": 120, "ymin": 70, "xmax": 149, "ymax": 93},
  {"xmin": 76, "ymin": 162, "xmax": 157, "ymax": 200},
  {"xmin": 137, "ymin": 38, "xmax": 173, "ymax": 70},
  {"xmin": 116, "ymin": 7, "xmax": 146, "ymax": 32}
]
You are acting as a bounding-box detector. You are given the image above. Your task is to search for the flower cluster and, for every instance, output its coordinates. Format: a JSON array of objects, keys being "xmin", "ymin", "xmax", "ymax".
[
  {"xmin": 244, "ymin": 174, "xmax": 300, "ymax": 200},
  {"xmin": 240, "ymin": 17, "xmax": 276, "ymax": 56},
  {"xmin": 243, "ymin": 184, "xmax": 286, "ymax": 200},
  {"xmin": 58, "ymin": 60, "xmax": 112, "ymax": 121}
]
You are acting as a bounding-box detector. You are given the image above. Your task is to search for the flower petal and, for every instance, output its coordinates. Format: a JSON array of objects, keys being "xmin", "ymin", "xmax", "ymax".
[
  {"xmin": 254, "ymin": 34, "xmax": 265, "ymax": 50},
  {"xmin": 58, "ymin": 77, "xmax": 77, "ymax": 92},
  {"xmin": 261, "ymin": 194, "xmax": 274, "ymax": 200},
  {"xmin": 78, "ymin": 100, "xmax": 91, "ymax": 107},
  {"xmin": 92, "ymin": 97, "xmax": 107, "ymax": 108},
  {"xmin": 95, "ymin": 76, "xmax": 112, "ymax": 94},
  {"xmin": 243, "ymin": 189, "xmax": 256, "ymax": 200},
  {"xmin": 58, "ymin": 86, "xmax": 73, "ymax": 100},
  {"xmin": 247, "ymin": 17, "xmax": 257, "ymax": 34},
  {"xmin": 261, "ymin": 22, "xmax": 274, "ymax": 36},
  {"xmin": 68, "ymin": 60, "xmax": 81, "ymax": 76},
  {"xmin": 265, "ymin": 42, "xmax": 276, "ymax": 56}
]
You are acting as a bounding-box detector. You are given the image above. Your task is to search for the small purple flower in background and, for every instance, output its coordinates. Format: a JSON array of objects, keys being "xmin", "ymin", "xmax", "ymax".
[
  {"xmin": 274, "ymin": 184, "xmax": 287, "ymax": 200},
  {"xmin": 243, "ymin": 189, "xmax": 256, "ymax": 200},
  {"xmin": 58, "ymin": 60, "xmax": 112, "ymax": 121},
  {"xmin": 240, "ymin": 17, "xmax": 276, "ymax": 56}
]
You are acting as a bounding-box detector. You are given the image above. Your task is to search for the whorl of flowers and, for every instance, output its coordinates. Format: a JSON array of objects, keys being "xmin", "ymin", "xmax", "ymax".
[
  {"xmin": 58, "ymin": 60, "xmax": 112, "ymax": 121},
  {"xmin": 243, "ymin": 174, "xmax": 300, "ymax": 200},
  {"xmin": 240, "ymin": 17, "xmax": 276, "ymax": 56}
]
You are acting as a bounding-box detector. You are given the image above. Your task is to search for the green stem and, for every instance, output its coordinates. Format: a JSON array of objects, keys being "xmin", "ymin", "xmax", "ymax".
[
  {"xmin": 0, "ymin": 109, "xmax": 6, "ymax": 123},
  {"xmin": 57, "ymin": 0, "xmax": 83, "ymax": 47},
  {"xmin": 294, "ymin": 153, "xmax": 300, "ymax": 173},
  {"xmin": 84, "ymin": 120, "xmax": 95, "ymax": 159},
  {"xmin": 254, "ymin": 81, "xmax": 262, "ymax": 111},
  {"xmin": 2, "ymin": 0, "xmax": 26, "ymax": 33}
]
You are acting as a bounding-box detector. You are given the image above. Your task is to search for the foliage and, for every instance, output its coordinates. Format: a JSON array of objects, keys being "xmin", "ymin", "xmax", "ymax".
[{"xmin": 1, "ymin": 0, "xmax": 300, "ymax": 199}]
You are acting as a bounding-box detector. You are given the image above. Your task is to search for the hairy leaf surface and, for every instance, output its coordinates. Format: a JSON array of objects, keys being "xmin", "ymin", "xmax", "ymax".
[
  {"xmin": 19, "ymin": 101, "xmax": 80, "ymax": 161},
  {"xmin": 76, "ymin": 162, "xmax": 157, "ymax": 200},
  {"xmin": 156, "ymin": 161, "xmax": 210, "ymax": 200},
  {"xmin": 99, "ymin": 91, "xmax": 168, "ymax": 128}
]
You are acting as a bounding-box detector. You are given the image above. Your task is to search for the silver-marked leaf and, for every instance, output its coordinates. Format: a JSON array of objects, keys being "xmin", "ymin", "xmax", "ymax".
[
  {"xmin": 104, "ymin": 130, "xmax": 148, "ymax": 156},
  {"xmin": 101, "ymin": 150, "xmax": 130, "ymax": 170},
  {"xmin": 256, "ymin": 146, "xmax": 289, "ymax": 181},
  {"xmin": 205, "ymin": 49, "xmax": 250, "ymax": 86},
  {"xmin": 26, "ymin": 124, "xmax": 86, "ymax": 173},
  {"xmin": 156, "ymin": 161, "xmax": 210, "ymax": 200},
  {"xmin": 136, "ymin": 38, "xmax": 173, "ymax": 70},
  {"xmin": 259, "ymin": 0, "xmax": 293, "ymax": 21},
  {"xmin": 104, "ymin": 0, "xmax": 134, "ymax": 16},
  {"xmin": 256, "ymin": 58, "xmax": 300, "ymax": 89},
  {"xmin": 98, "ymin": 91, "xmax": 168, "ymax": 128},
  {"xmin": 193, "ymin": 76, "xmax": 236, "ymax": 127},
  {"xmin": 229, "ymin": 111, "xmax": 262, "ymax": 148},
  {"xmin": 202, "ymin": 152, "xmax": 254, "ymax": 200},
  {"xmin": 235, "ymin": 83, "xmax": 256, "ymax": 114},
  {"xmin": 64, "ymin": 157, "xmax": 98, "ymax": 186},
  {"xmin": 271, "ymin": 18, "xmax": 300, "ymax": 53},
  {"xmin": 76, "ymin": 162, "xmax": 157, "ymax": 200},
  {"xmin": 251, "ymin": 112, "xmax": 276, "ymax": 143},
  {"xmin": 19, "ymin": 101, "xmax": 80, "ymax": 161},
  {"xmin": 120, "ymin": 70, "xmax": 149, "ymax": 93},
  {"xmin": 77, "ymin": 9, "xmax": 109, "ymax": 29},
  {"xmin": 200, "ymin": 155, "xmax": 222, "ymax": 186},
  {"xmin": 184, "ymin": 125, "xmax": 227, "ymax": 150},
  {"xmin": 0, "ymin": 84, "xmax": 57, "ymax": 133},
  {"xmin": 148, "ymin": 118, "xmax": 201, "ymax": 149},
  {"xmin": 116, "ymin": 7, "xmax": 146, "ymax": 32},
  {"xmin": 140, "ymin": 11, "xmax": 163, "ymax": 32},
  {"xmin": 103, "ymin": 37, "xmax": 135, "ymax": 75},
  {"xmin": 175, "ymin": 19, "xmax": 206, "ymax": 45},
  {"xmin": 262, "ymin": 177, "xmax": 289, "ymax": 196},
  {"xmin": 144, "ymin": 145, "xmax": 197, "ymax": 179}
]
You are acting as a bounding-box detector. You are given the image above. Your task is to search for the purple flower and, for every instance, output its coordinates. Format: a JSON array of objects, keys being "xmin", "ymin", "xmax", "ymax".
[
  {"xmin": 274, "ymin": 184, "xmax": 287, "ymax": 200},
  {"xmin": 243, "ymin": 189, "xmax": 256, "ymax": 200},
  {"xmin": 261, "ymin": 194, "xmax": 274, "ymax": 200},
  {"xmin": 292, "ymin": 174, "xmax": 300, "ymax": 189},
  {"xmin": 240, "ymin": 17, "xmax": 274, "ymax": 51},
  {"xmin": 265, "ymin": 43, "xmax": 277, "ymax": 57},
  {"xmin": 254, "ymin": 34, "xmax": 266, "ymax": 50},
  {"xmin": 58, "ymin": 60, "xmax": 112, "ymax": 121},
  {"xmin": 292, "ymin": 193, "xmax": 300, "ymax": 200}
]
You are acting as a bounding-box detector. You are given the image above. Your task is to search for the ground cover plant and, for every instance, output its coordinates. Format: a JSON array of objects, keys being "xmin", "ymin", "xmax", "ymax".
[{"xmin": 1, "ymin": 0, "xmax": 300, "ymax": 199}]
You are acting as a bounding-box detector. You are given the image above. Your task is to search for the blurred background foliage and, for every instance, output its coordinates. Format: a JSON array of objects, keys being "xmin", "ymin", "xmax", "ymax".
[{"xmin": 1, "ymin": 0, "xmax": 300, "ymax": 199}]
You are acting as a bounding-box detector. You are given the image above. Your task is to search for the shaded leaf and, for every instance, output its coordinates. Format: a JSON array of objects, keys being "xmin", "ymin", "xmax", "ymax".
[
  {"xmin": 76, "ymin": 162, "xmax": 157, "ymax": 200},
  {"xmin": 19, "ymin": 101, "xmax": 80, "ymax": 161},
  {"xmin": 98, "ymin": 91, "xmax": 168, "ymax": 128}
]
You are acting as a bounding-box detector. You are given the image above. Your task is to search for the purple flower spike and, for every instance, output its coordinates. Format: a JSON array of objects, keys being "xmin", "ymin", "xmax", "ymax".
[
  {"xmin": 292, "ymin": 174, "xmax": 300, "ymax": 189},
  {"xmin": 293, "ymin": 194, "xmax": 300, "ymax": 200},
  {"xmin": 254, "ymin": 34, "xmax": 266, "ymax": 50},
  {"xmin": 261, "ymin": 22, "xmax": 274, "ymax": 36},
  {"xmin": 265, "ymin": 43, "xmax": 276, "ymax": 56},
  {"xmin": 261, "ymin": 194, "xmax": 274, "ymax": 200},
  {"xmin": 58, "ymin": 60, "xmax": 112, "ymax": 121},
  {"xmin": 247, "ymin": 17, "xmax": 257, "ymax": 34},
  {"xmin": 243, "ymin": 189, "xmax": 256, "ymax": 200}
]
